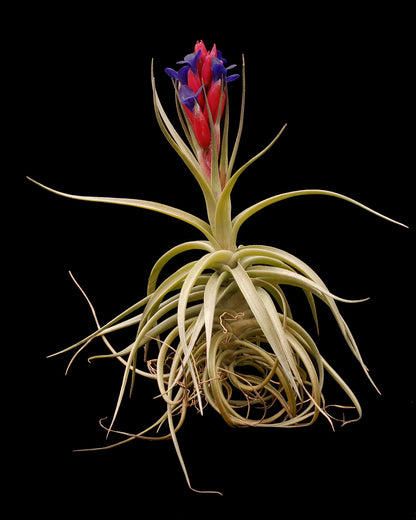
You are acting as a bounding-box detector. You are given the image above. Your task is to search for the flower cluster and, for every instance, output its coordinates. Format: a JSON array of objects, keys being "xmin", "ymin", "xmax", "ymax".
[{"xmin": 165, "ymin": 41, "xmax": 239, "ymax": 179}]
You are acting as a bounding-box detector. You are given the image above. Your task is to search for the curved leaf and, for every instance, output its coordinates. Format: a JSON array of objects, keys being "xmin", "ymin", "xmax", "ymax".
[
  {"xmin": 226, "ymin": 262, "xmax": 300, "ymax": 393},
  {"xmin": 215, "ymin": 123, "xmax": 287, "ymax": 247},
  {"xmin": 232, "ymin": 188, "xmax": 407, "ymax": 243},
  {"xmin": 176, "ymin": 249, "xmax": 235, "ymax": 411},
  {"xmin": 203, "ymin": 270, "xmax": 229, "ymax": 358},
  {"xmin": 246, "ymin": 265, "xmax": 368, "ymax": 304},
  {"xmin": 28, "ymin": 177, "xmax": 217, "ymax": 243},
  {"xmin": 151, "ymin": 62, "xmax": 218, "ymax": 226},
  {"xmin": 220, "ymin": 123, "xmax": 287, "ymax": 207},
  {"xmin": 147, "ymin": 240, "xmax": 214, "ymax": 294},
  {"xmin": 226, "ymin": 54, "xmax": 246, "ymax": 182}
]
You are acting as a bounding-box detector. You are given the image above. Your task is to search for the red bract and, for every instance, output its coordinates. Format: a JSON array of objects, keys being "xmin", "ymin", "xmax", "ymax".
[
  {"xmin": 186, "ymin": 103, "xmax": 211, "ymax": 149},
  {"xmin": 205, "ymin": 79, "xmax": 226, "ymax": 122}
]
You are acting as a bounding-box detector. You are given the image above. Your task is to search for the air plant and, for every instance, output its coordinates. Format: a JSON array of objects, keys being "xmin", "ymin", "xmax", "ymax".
[{"xmin": 29, "ymin": 40, "xmax": 406, "ymax": 495}]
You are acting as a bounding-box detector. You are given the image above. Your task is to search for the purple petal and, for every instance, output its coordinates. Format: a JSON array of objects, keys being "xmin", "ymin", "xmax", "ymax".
[
  {"xmin": 216, "ymin": 50, "xmax": 227, "ymax": 63},
  {"xmin": 177, "ymin": 65, "xmax": 190, "ymax": 85},
  {"xmin": 178, "ymin": 84, "xmax": 202, "ymax": 111},
  {"xmin": 211, "ymin": 57, "xmax": 227, "ymax": 83},
  {"xmin": 226, "ymin": 74, "xmax": 240, "ymax": 83},
  {"xmin": 165, "ymin": 68, "xmax": 179, "ymax": 80},
  {"xmin": 177, "ymin": 49, "xmax": 201, "ymax": 74}
]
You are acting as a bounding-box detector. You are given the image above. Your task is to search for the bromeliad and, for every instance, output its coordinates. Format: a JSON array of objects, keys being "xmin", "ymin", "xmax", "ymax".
[{"xmin": 28, "ymin": 40, "xmax": 406, "ymax": 495}]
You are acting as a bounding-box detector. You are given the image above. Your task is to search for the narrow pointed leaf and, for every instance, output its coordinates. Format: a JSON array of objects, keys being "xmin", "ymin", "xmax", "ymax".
[
  {"xmin": 232, "ymin": 189, "xmax": 407, "ymax": 243},
  {"xmin": 28, "ymin": 177, "xmax": 217, "ymax": 243},
  {"xmin": 226, "ymin": 262, "xmax": 299, "ymax": 392}
]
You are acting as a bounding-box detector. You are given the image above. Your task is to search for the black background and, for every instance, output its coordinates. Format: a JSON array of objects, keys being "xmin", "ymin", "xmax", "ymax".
[{"xmin": 16, "ymin": 3, "xmax": 414, "ymax": 518}]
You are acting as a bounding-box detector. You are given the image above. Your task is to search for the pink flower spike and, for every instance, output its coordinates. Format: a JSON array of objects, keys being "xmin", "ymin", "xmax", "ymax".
[{"xmin": 165, "ymin": 42, "xmax": 239, "ymax": 181}]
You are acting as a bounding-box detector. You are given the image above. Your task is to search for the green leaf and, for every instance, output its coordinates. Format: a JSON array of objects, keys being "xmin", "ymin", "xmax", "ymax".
[
  {"xmin": 226, "ymin": 262, "xmax": 300, "ymax": 393},
  {"xmin": 151, "ymin": 63, "xmax": 201, "ymax": 173},
  {"xmin": 319, "ymin": 355, "xmax": 363, "ymax": 425},
  {"xmin": 27, "ymin": 177, "xmax": 217, "ymax": 244},
  {"xmin": 234, "ymin": 245, "xmax": 321, "ymax": 331},
  {"xmin": 256, "ymin": 286, "xmax": 304, "ymax": 385},
  {"xmin": 220, "ymin": 123, "xmax": 287, "ymax": 207},
  {"xmin": 232, "ymin": 188, "xmax": 407, "ymax": 243},
  {"xmin": 147, "ymin": 240, "xmax": 214, "ymax": 294},
  {"xmin": 246, "ymin": 265, "xmax": 368, "ymax": 304},
  {"xmin": 203, "ymin": 271, "xmax": 229, "ymax": 358},
  {"xmin": 235, "ymin": 245, "xmax": 379, "ymax": 392},
  {"xmin": 219, "ymin": 88, "xmax": 230, "ymax": 186},
  {"xmin": 213, "ymin": 122, "xmax": 287, "ymax": 250},
  {"xmin": 139, "ymin": 261, "xmax": 197, "ymax": 337},
  {"xmin": 226, "ymin": 54, "xmax": 246, "ymax": 182},
  {"xmin": 176, "ymin": 249, "xmax": 235, "ymax": 411},
  {"xmin": 151, "ymin": 62, "xmax": 218, "ymax": 226}
]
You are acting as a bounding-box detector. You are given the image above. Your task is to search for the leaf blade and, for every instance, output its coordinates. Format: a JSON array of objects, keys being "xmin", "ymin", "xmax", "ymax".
[
  {"xmin": 227, "ymin": 262, "xmax": 300, "ymax": 393},
  {"xmin": 27, "ymin": 177, "xmax": 217, "ymax": 243},
  {"xmin": 232, "ymin": 188, "xmax": 407, "ymax": 243}
]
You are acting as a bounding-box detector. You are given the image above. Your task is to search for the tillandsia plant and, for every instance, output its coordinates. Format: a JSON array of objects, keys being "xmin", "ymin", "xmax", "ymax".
[{"xmin": 29, "ymin": 40, "xmax": 406, "ymax": 495}]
